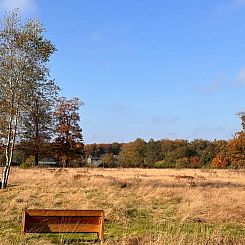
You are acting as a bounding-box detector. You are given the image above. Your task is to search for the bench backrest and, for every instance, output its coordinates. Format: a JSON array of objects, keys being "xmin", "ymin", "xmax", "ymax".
[{"xmin": 21, "ymin": 209, "xmax": 104, "ymax": 241}]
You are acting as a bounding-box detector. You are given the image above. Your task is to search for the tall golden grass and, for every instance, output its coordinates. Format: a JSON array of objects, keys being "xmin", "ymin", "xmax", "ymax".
[{"xmin": 0, "ymin": 167, "xmax": 244, "ymax": 244}]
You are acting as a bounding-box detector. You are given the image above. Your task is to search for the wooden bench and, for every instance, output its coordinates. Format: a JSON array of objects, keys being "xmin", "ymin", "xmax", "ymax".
[{"xmin": 21, "ymin": 209, "xmax": 105, "ymax": 243}]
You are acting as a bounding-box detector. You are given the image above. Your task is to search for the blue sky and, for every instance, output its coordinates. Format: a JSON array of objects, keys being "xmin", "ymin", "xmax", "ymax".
[{"xmin": 1, "ymin": 0, "xmax": 245, "ymax": 143}]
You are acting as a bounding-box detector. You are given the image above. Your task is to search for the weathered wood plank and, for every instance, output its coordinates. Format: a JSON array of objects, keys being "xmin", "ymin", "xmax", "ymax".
[
  {"xmin": 25, "ymin": 223, "xmax": 101, "ymax": 233},
  {"xmin": 25, "ymin": 209, "xmax": 103, "ymax": 217},
  {"xmin": 25, "ymin": 216, "xmax": 101, "ymax": 225}
]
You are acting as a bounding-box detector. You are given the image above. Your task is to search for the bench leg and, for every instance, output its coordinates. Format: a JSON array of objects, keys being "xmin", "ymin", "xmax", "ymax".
[
  {"xmin": 21, "ymin": 210, "xmax": 25, "ymax": 239},
  {"xmin": 21, "ymin": 231, "xmax": 24, "ymax": 239},
  {"xmin": 99, "ymin": 232, "xmax": 105, "ymax": 244}
]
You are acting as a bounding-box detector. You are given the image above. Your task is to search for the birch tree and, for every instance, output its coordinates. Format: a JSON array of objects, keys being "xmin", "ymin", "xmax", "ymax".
[{"xmin": 0, "ymin": 11, "xmax": 56, "ymax": 188}]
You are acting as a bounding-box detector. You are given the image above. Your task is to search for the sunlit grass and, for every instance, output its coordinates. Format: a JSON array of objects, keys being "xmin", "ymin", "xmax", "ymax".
[{"xmin": 0, "ymin": 167, "xmax": 245, "ymax": 244}]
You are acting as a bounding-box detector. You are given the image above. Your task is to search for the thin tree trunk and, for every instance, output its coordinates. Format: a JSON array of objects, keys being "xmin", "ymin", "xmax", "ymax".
[
  {"xmin": 34, "ymin": 154, "xmax": 39, "ymax": 167},
  {"xmin": 1, "ymin": 103, "xmax": 19, "ymax": 189},
  {"xmin": 64, "ymin": 158, "xmax": 68, "ymax": 168},
  {"xmin": 1, "ymin": 115, "xmax": 14, "ymax": 189},
  {"xmin": 34, "ymin": 99, "xmax": 39, "ymax": 167}
]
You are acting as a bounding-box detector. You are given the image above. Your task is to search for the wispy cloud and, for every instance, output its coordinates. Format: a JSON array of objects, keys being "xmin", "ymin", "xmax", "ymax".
[
  {"xmin": 237, "ymin": 67, "xmax": 245, "ymax": 84},
  {"xmin": 0, "ymin": 0, "xmax": 36, "ymax": 13},
  {"xmin": 233, "ymin": 0, "xmax": 245, "ymax": 6},
  {"xmin": 90, "ymin": 32, "xmax": 106, "ymax": 41},
  {"xmin": 217, "ymin": 0, "xmax": 245, "ymax": 11}
]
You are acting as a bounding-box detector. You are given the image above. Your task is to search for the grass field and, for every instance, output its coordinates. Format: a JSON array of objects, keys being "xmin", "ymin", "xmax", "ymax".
[{"xmin": 0, "ymin": 167, "xmax": 245, "ymax": 244}]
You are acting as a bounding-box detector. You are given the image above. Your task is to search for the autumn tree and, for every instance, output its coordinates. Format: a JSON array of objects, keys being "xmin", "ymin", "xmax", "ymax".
[
  {"xmin": 199, "ymin": 142, "xmax": 217, "ymax": 166},
  {"xmin": 119, "ymin": 138, "xmax": 146, "ymax": 167},
  {"xmin": 84, "ymin": 143, "xmax": 121, "ymax": 159},
  {"xmin": 54, "ymin": 97, "xmax": 83, "ymax": 167},
  {"xmin": 227, "ymin": 131, "xmax": 245, "ymax": 168},
  {"xmin": 145, "ymin": 139, "xmax": 162, "ymax": 167},
  {"xmin": 109, "ymin": 142, "xmax": 121, "ymax": 155},
  {"xmin": 211, "ymin": 154, "xmax": 230, "ymax": 168},
  {"xmin": 0, "ymin": 11, "xmax": 56, "ymax": 188},
  {"xmin": 101, "ymin": 153, "xmax": 115, "ymax": 167},
  {"xmin": 164, "ymin": 140, "xmax": 188, "ymax": 165},
  {"xmin": 84, "ymin": 144, "xmax": 98, "ymax": 158},
  {"xmin": 190, "ymin": 156, "xmax": 200, "ymax": 168}
]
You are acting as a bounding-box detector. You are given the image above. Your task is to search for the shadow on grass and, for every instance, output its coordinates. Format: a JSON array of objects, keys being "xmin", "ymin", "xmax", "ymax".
[
  {"xmin": 109, "ymin": 177, "xmax": 245, "ymax": 190},
  {"xmin": 135, "ymin": 180, "xmax": 245, "ymax": 189},
  {"xmin": 24, "ymin": 233, "xmax": 100, "ymax": 244},
  {"xmin": 58, "ymin": 238, "xmax": 99, "ymax": 244}
]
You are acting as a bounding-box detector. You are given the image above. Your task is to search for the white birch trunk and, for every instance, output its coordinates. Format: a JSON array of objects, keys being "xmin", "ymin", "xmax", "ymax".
[{"xmin": 1, "ymin": 103, "xmax": 19, "ymax": 189}]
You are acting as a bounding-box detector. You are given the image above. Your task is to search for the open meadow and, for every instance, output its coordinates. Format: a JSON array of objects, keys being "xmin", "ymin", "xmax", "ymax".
[{"xmin": 0, "ymin": 167, "xmax": 245, "ymax": 245}]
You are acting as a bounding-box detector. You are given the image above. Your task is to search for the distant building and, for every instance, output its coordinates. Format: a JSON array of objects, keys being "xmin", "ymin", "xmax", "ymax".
[
  {"xmin": 87, "ymin": 156, "xmax": 103, "ymax": 167},
  {"xmin": 39, "ymin": 158, "xmax": 58, "ymax": 167}
]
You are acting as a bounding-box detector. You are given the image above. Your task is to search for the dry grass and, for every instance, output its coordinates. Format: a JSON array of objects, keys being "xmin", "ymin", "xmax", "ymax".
[{"xmin": 0, "ymin": 167, "xmax": 245, "ymax": 244}]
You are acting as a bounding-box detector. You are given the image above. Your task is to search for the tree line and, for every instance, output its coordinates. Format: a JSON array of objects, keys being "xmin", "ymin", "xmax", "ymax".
[
  {"xmin": 2, "ymin": 116, "xmax": 244, "ymax": 171},
  {"xmin": 84, "ymin": 129, "xmax": 244, "ymax": 169}
]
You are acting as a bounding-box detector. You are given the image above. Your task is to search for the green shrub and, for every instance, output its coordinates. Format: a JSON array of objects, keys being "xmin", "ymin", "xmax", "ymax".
[
  {"xmin": 154, "ymin": 160, "xmax": 175, "ymax": 168},
  {"xmin": 20, "ymin": 155, "xmax": 34, "ymax": 169},
  {"xmin": 175, "ymin": 157, "xmax": 190, "ymax": 168}
]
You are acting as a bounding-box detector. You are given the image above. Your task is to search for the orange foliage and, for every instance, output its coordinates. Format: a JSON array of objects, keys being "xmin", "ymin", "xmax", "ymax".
[
  {"xmin": 227, "ymin": 131, "xmax": 245, "ymax": 168},
  {"xmin": 190, "ymin": 156, "xmax": 200, "ymax": 168},
  {"xmin": 211, "ymin": 154, "xmax": 230, "ymax": 168}
]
